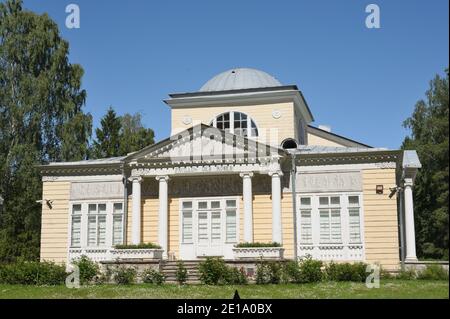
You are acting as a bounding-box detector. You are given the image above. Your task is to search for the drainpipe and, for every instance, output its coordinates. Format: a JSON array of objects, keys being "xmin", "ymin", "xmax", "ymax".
[
  {"xmin": 122, "ymin": 164, "xmax": 128, "ymax": 245},
  {"xmin": 398, "ymin": 186, "xmax": 405, "ymax": 270},
  {"xmin": 290, "ymin": 152, "xmax": 298, "ymax": 261}
]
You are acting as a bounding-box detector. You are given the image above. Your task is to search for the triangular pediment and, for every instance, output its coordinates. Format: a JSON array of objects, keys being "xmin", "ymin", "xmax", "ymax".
[{"xmin": 125, "ymin": 124, "xmax": 284, "ymax": 165}]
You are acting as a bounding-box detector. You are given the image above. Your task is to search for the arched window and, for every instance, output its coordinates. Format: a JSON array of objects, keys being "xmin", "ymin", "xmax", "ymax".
[{"xmin": 210, "ymin": 112, "xmax": 259, "ymax": 137}]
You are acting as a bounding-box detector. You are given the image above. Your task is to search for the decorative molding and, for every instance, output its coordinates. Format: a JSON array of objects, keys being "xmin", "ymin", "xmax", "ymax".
[
  {"xmin": 374, "ymin": 162, "xmax": 397, "ymax": 169},
  {"xmin": 297, "ymin": 171, "xmax": 362, "ymax": 193},
  {"xmin": 272, "ymin": 109, "xmax": 282, "ymax": 119},
  {"xmin": 182, "ymin": 115, "xmax": 192, "ymax": 125},
  {"xmin": 70, "ymin": 181, "xmax": 124, "ymax": 200}
]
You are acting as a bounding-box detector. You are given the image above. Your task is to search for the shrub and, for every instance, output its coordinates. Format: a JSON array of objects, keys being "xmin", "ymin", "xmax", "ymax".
[
  {"xmin": 72, "ymin": 255, "xmax": 99, "ymax": 285},
  {"xmin": 0, "ymin": 261, "xmax": 67, "ymax": 285},
  {"xmin": 142, "ymin": 268, "xmax": 165, "ymax": 285},
  {"xmin": 298, "ymin": 256, "xmax": 323, "ymax": 283},
  {"xmin": 417, "ymin": 264, "xmax": 449, "ymax": 280},
  {"xmin": 224, "ymin": 267, "xmax": 248, "ymax": 285},
  {"xmin": 115, "ymin": 243, "xmax": 161, "ymax": 249},
  {"xmin": 395, "ymin": 268, "xmax": 417, "ymax": 280},
  {"xmin": 113, "ymin": 266, "xmax": 136, "ymax": 285},
  {"xmin": 198, "ymin": 257, "xmax": 228, "ymax": 285},
  {"xmin": 175, "ymin": 261, "xmax": 188, "ymax": 285},
  {"xmin": 256, "ymin": 261, "xmax": 282, "ymax": 284},
  {"xmin": 281, "ymin": 260, "xmax": 301, "ymax": 283},
  {"xmin": 324, "ymin": 262, "xmax": 368, "ymax": 282},
  {"xmin": 235, "ymin": 242, "xmax": 282, "ymax": 248}
]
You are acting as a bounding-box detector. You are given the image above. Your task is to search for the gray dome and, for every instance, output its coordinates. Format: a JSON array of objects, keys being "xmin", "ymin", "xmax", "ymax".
[{"xmin": 200, "ymin": 68, "xmax": 282, "ymax": 92}]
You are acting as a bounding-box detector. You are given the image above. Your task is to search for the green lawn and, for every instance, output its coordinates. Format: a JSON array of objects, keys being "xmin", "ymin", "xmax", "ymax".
[{"xmin": 0, "ymin": 280, "xmax": 448, "ymax": 299}]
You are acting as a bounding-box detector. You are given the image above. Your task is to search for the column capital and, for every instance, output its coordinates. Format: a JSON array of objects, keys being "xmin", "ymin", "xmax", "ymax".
[
  {"xmin": 403, "ymin": 177, "xmax": 414, "ymax": 188},
  {"xmin": 268, "ymin": 170, "xmax": 283, "ymax": 177},
  {"xmin": 156, "ymin": 175, "xmax": 170, "ymax": 182},
  {"xmin": 239, "ymin": 172, "xmax": 254, "ymax": 178},
  {"xmin": 129, "ymin": 176, "xmax": 142, "ymax": 183}
]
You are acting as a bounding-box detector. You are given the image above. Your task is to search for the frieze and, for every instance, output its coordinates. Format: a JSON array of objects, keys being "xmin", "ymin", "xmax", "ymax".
[
  {"xmin": 71, "ymin": 181, "xmax": 124, "ymax": 200},
  {"xmin": 296, "ymin": 171, "xmax": 362, "ymax": 193}
]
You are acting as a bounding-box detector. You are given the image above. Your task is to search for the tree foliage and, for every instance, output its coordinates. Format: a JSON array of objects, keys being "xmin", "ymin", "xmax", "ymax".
[
  {"xmin": 402, "ymin": 68, "xmax": 449, "ymax": 260},
  {"xmin": 0, "ymin": 0, "xmax": 92, "ymax": 262},
  {"xmin": 91, "ymin": 109, "xmax": 154, "ymax": 158}
]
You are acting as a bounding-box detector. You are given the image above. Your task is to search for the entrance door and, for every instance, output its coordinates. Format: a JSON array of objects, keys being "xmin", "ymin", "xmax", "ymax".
[{"xmin": 196, "ymin": 200, "xmax": 223, "ymax": 257}]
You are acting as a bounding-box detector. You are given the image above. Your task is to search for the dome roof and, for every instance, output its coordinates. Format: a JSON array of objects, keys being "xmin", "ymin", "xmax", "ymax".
[{"xmin": 199, "ymin": 68, "xmax": 282, "ymax": 92}]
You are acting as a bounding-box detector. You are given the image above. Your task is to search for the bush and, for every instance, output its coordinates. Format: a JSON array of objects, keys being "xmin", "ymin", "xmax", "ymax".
[
  {"xmin": 225, "ymin": 267, "xmax": 248, "ymax": 285},
  {"xmin": 0, "ymin": 261, "xmax": 67, "ymax": 285},
  {"xmin": 298, "ymin": 256, "xmax": 323, "ymax": 283},
  {"xmin": 417, "ymin": 264, "xmax": 449, "ymax": 280},
  {"xmin": 113, "ymin": 266, "xmax": 136, "ymax": 285},
  {"xmin": 198, "ymin": 258, "xmax": 248, "ymax": 285},
  {"xmin": 235, "ymin": 242, "xmax": 282, "ymax": 248},
  {"xmin": 198, "ymin": 257, "xmax": 228, "ymax": 285},
  {"xmin": 72, "ymin": 255, "xmax": 99, "ymax": 285},
  {"xmin": 281, "ymin": 260, "xmax": 301, "ymax": 283},
  {"xmin": 175, "ymin": 261, "xmax": 188, "ymax": 285},
  {"xmin": 395, "ymin": 268, "xmax": 417, "ymax": 280},
  {"xmin": 142, "ymin": 268, "xmax": 165, "ymax": 285},
  {"xmin": 256, "ymin": 261, "xmax": 282, "ymax": 284},
  {"xmin": 115, "ymin": 243, "xmax": 161, "ymax": 249},
  {"xmin": 325, "ymin": 262, "xmax": 368, "ymax": 282}
]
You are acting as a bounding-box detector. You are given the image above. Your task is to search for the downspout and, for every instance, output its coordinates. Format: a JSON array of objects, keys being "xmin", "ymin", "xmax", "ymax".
[
  {"xmin": 291, "ymin": 152, "xmax": 298, "ymax": 261},
  {"xmin": 121, "ymin": 164, "xmax": 128, "ymax": 245}
]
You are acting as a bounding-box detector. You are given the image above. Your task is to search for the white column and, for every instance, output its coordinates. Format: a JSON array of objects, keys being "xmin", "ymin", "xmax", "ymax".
[
  {"xmin": 240, "ymin": 172, "xmax": 254, "ymax": 242},
  {"xmin": 156, "ymin": 176, "xmax": 169, "ymax": 259},
  {"xmin": 404, "ymin": 178, "xmax": 418, "ymax": 261},
  {"xmin": 131, "ymin": 176, "xmax": 142, "ymax": 245},
  {"xmin": 270, "ymin": 171, "xmax": 283, "ymax": 244}
]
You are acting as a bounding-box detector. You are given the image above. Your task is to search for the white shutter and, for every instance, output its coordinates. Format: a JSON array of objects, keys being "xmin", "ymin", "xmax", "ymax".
[
  {"xmin": 71, "ymin": 216, "xmax": 81, "ymax": 247},
  {"xmin": 87, "ymin": 216, "xmax": 97, "ymax": 246},
  {"xmin": 97, "ymin": 215, "xmax": 106, "ymax": 245},
  {"xmin": 211, "ymin": 212, "xmax": 221, "ymax": 243},
  {"xmin": 319, "ymin": 210, "xmax": 330, "ymax": 243},
  {"xmin": 349, "ymin": 208, "xmax": 361, "ymax": 243},
  {"xmin": 330, "ymin": 209, "xmax": 342, "ymax": 242},
  {"xmin": 198, "ymin": 212, "xmax": 208, "ymax": 243},
  {"xmin": 226, "ymin": 210, "xmax": 237, "ymax": 243},
  {"xmin": 182, "ymin": 211, "xmax": 193, "ymax": 243},
  {"xmin": 300, "ymin": 210, "xmax": 312, "ymax": 243}
]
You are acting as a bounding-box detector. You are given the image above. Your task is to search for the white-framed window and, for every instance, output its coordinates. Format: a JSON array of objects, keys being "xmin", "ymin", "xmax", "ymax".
[
  {"xmin": 112, "ymin": 203, "xmax": 124, "ymax": 246},
  {"xmin": 182, "ymin": 201, "xmax": 193, "ymax": 244},
  {"xmin": 225, "ymin": 199, "xmax": 237, "ymax": 243},
  {"xmin": 348, "ymin": 196, "xmax": 362, "ymax": 243},
  {"xmin": 299, "ymin": 197, "xmax": 312, "ymax": 244},
  {"xmin": 319, "ymin": 196, "xmax": 342, "ymax": 244},
  {"xmin": 69, "ymin": 201, "xmax": 124, "ymax": 248},
  {"xmin": 210, "ymin": 112, "xmax": 258, "ymax": 137},
  {"xmin": 70, "ymin": 204, "xmax": 82, "ymax": 247}
]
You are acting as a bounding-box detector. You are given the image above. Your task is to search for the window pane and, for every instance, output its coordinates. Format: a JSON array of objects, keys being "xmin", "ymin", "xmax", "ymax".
[
  {"xmin": 330, "ymin": 210, "xmax": 341, "ymax": 242},
  {"xmin": 198, "ymin": 201, "xmax": 207, "ymax": 209},
  {"xmin": 182, "ymin": 201, "xmax": 192, "ymax": 209},
  {"xmin": 113, "ymin": 203, "xmax": 123, "ymax": 213},
  {"xmin": 226, "ymin": 200, "xmax": 236, "ymax": 208},
  {"xmin": 300, "ymin": 210, "xmax": 312, "ymax": 243},
  {"xmin": 319, "ymin": 210, "xmax": 330, "ymax": 242},
  {"xmin": 319, "ymin": 197, "xmax": 329, "ymax": 206},
  {"xmin": 330, "ymin": 197, "xmax": 340, "ymax": 205},
  {"xmin": 113, "ymin": 215, "xmax": 123, "ymax": 245},
  {"xmin": 98, "ymin": 204, "xmax": 106, "ymax": 213},
  {"xmin": 348, "ymin": 196, "xmax": 359, "ymax": 206},
  {"xmin": 349, "ymin": 208, "xmax": 361, "ymax": 243},
  {"xmin": 182, "ymin": 211, "xmax": 193, "ymax": 243},
  {"xmin": 211, "ymin": 201, "xmax": 221, "ymax": 209},
  {"xmin": 88, "ymin": 204, "xmax": 97, "ymax": 214},
  {"xmin": 198, "ymin": 212, "xmax": 208, "ymax": 243},
  {"xmin": 72, "ymin": 204, "xmax": 82, "ymax": 214},
  {"xmin": 226, "ymin": 210, "xmax": 237, "ymax": 243},
  {"xmin": 211, "ymin": 212, "xmax": 221, "ymax": 243},
  {"xmin": 300, "ymin": 197, "xmax": 311, "ymax": 207},
  {"xmin": 87, "ymin": 216, "xmax": 97, "ymax": 246},
  {"xmin": 71, "ymin": 216, "xmax": 81, "ymax": 247},
  {"xmin": 97, "ymin": 215, "xmax": 106, "ymax": 245}
]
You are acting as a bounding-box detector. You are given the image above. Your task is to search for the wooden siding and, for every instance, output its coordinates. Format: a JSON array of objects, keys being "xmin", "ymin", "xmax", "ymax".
[{"xmin": 40, "ymin": 181, "xmax": 71, "ymax": 264}]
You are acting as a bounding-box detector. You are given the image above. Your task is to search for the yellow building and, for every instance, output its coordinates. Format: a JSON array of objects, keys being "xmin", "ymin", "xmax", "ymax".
[{"xmin": 39, "ymin": 68, "xmax": 421, "ymax": 271}]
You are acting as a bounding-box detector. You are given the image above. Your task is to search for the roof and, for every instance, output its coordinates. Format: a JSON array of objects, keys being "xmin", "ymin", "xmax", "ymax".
[
  {"xmin": 307, "ymin": 125, "xmax": 372, "ymax": 148},
  {"xmin": 45, "ymin": 156, "xmax": 126, "ymax": 167},
  {"xmin": 293, "ymin": 145, "xmax": 389, "ymax": 154},
  {"xmin": 200, "ymin": 68, "xmax": 282, "ymax": 92}
]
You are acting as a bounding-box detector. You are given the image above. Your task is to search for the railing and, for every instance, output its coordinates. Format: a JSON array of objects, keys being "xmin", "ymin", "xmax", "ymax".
[
  {"xmin": 298, "ymin": 243, "xmax": 364, "ymax": 261},
  {"xmin": 68, "ymin": 247, "xmax": 163, "ymax": 263}
]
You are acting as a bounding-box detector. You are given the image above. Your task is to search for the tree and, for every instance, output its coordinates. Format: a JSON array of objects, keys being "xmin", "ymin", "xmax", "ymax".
[
  {"xmin": 91, "ymin": 109, "xmax": 155, "ymax": 158},
  {"xmin": 402, "ymin": 68, "xmax": 449, "ymax": 260},
  {"xmin": 0, "ymin": 0, "xmax": 92, "ymax": 262},
  {"xmin": 92, "ymin": 107, "xmax": 122, "ymax": 158},
  {"xmin": 119, "ymin": 112, "xmax": 155, "ymax": 155}
]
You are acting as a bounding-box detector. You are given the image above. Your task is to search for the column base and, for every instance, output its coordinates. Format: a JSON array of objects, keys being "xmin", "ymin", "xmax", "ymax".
[{"xmin": 405, "ymin": 257, "xmax": 419, "ymax": 263}]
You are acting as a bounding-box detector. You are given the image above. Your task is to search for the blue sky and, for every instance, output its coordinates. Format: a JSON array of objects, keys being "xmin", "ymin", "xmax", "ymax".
[{"xmin": 22, "ymin": 0, "xmax": 448, "ymax": 149}]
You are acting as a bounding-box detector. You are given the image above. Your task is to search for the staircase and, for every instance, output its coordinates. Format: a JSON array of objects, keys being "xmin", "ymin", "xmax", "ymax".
[{"xmin": 160, "ymin": 261, "xmax": 201, "ymax": 284}]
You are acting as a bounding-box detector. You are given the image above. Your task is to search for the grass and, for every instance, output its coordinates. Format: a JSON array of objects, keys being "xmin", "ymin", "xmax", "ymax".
[{"xmin": 0, "ymin": 280, "xmax": 448, "ymax": 299}]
